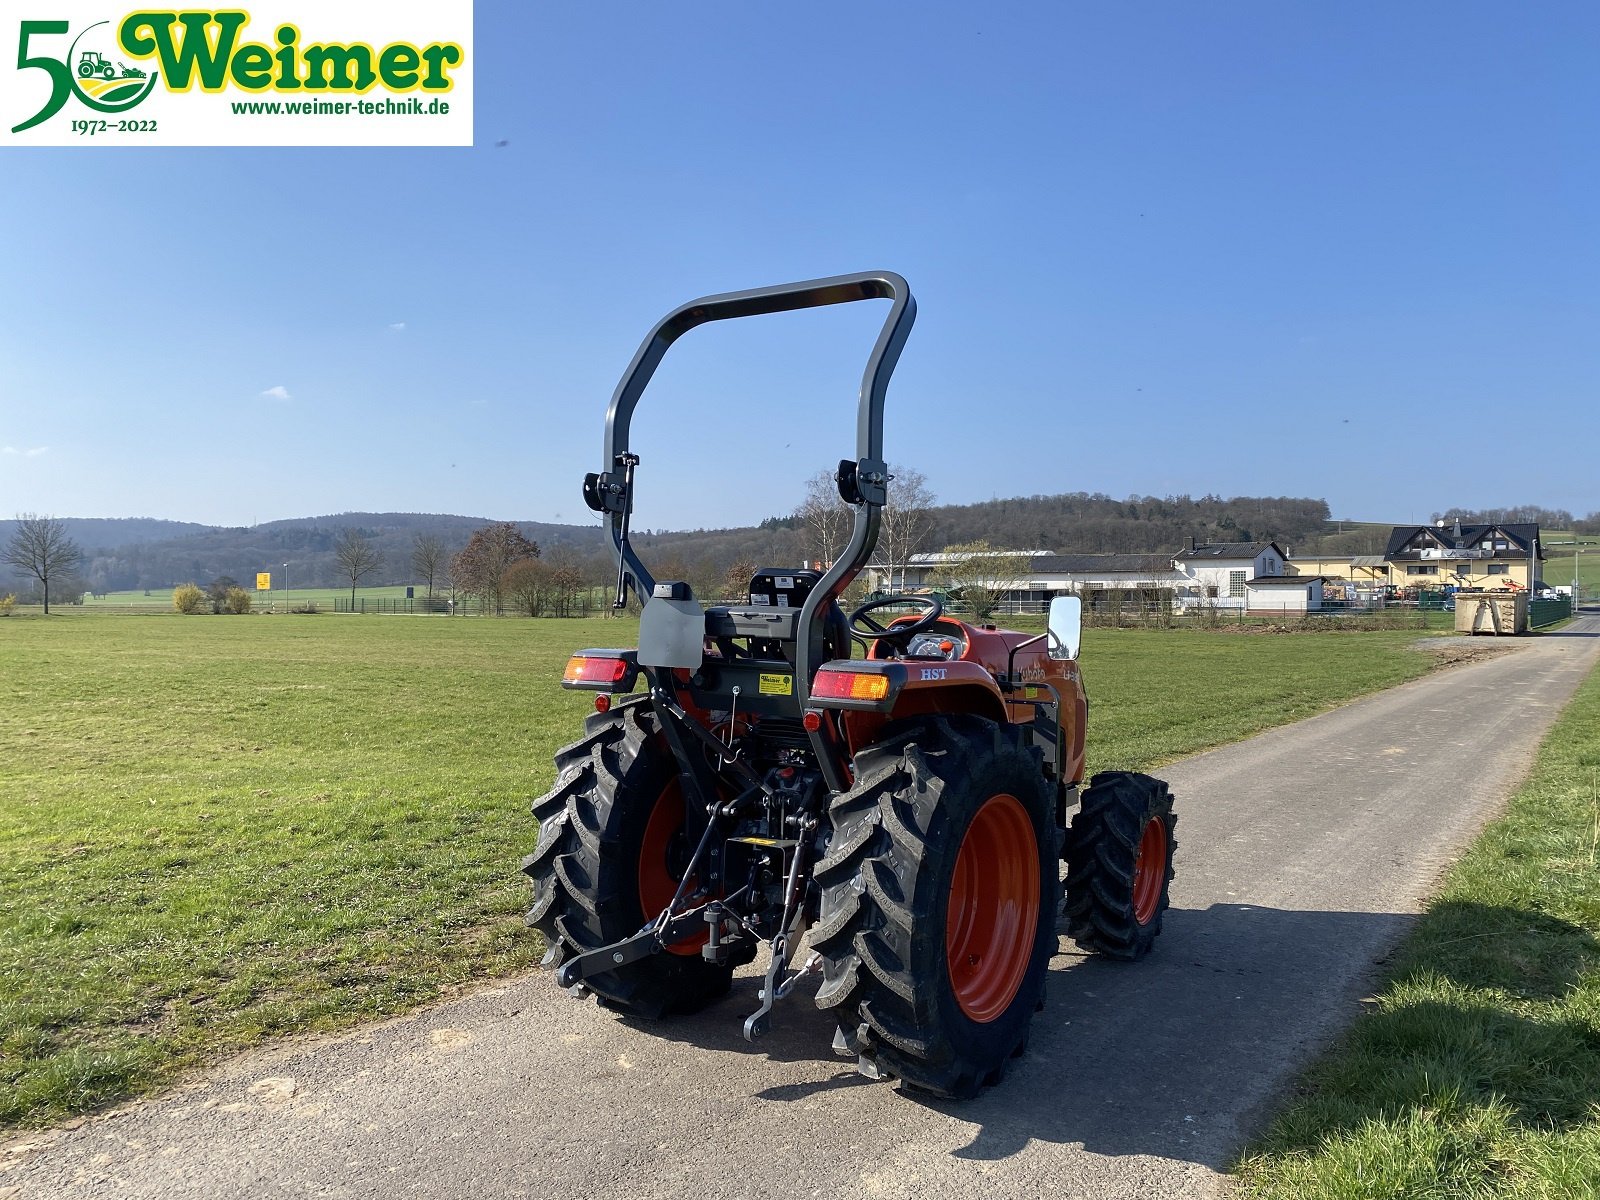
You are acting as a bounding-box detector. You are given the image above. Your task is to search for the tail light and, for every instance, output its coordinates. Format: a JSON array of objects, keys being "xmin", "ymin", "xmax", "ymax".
[
  {"xmin": 562, "ymin": 650, "xmax": 639, "ymax": 692},
  {"xmin": 812, "ymin": 670, "xmax": 891, "ymax": 702},
  {"xmin": 810, "ymin": 665, "xmax": 901, "ymax": 710}
]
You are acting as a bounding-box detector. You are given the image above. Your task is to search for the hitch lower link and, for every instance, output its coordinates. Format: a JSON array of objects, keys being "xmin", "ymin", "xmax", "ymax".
[{"xmin": 553, "ymin": 906, "xmax": 712, "ymax": 990}]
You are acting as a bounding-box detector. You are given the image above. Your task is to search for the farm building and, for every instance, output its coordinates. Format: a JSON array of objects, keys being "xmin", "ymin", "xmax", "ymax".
[
  {"xmin": 1246, "ymin": 575, "xmax": 1326, "ymax": 615},
  {"xmin": 869, "ymin": 521, "xmax": 1548, "ymax": 616},
  {"xmin": 873, "ymin": 541, "xmax": 1308, "ymax": 613},
  {"xmin": 1172, "ymin": 541, "xmax": 1288, "ymax": 610}
]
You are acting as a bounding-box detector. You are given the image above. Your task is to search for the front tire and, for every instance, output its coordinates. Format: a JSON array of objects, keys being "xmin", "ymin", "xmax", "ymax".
[
  {"xmin": 522, "ymin": 697, "xmax": 733, "ymax": 1017},
  {"xmin": 812, "ymin": 716, "xmax": 1060, "ymax": 1099},
  {"xmin": 1063, "ymin": 771, "xmax": 1177, "ymax": 959}
]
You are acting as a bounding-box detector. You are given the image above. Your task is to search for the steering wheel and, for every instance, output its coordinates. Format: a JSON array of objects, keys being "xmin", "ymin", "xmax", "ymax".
[{"xmin": 847, "ymin": 595, "xmax": 944, "ymax": 653}]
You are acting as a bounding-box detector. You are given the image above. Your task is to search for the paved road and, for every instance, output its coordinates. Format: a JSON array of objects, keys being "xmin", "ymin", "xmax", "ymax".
[{"xmin": 6, "ymin": 616, "xmax": 1598, "ymax": 1200}]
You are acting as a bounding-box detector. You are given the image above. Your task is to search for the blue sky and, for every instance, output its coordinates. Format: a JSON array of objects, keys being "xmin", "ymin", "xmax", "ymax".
[{"xmin": 2, "ymin": 1, "xmax": 1595, "ymax": 533}]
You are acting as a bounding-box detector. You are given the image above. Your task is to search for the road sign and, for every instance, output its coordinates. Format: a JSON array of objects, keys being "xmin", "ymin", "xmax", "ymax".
[{"xmin": 257, "ymin": 572, "xmax": 271, "ymax": 591}]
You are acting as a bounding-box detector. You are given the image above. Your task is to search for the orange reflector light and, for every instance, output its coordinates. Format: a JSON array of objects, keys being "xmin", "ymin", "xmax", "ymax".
[
  {"xmin": 802, "ymin": 711, "xmax": 822, "ymax": 732},
  {"xmin": 812, "ymin": 671, "xmax": 891, "ymax": 702},
  {"xmin": 565, "ymin": 655, "xmax": 628, "ymax": 685},
  {"xmin": 594, "ymin": 694, "xmax": 611, "ymax": 714}
]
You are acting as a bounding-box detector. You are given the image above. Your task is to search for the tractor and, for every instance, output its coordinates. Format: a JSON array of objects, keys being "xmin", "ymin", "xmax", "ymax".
[
  {"xmin": 77, "ymin": 51, "xmax": 117, "ymax": 80},
  {"xmin": 524, "ymin": 272, "xmax": 1177, "ymax": 1098}
]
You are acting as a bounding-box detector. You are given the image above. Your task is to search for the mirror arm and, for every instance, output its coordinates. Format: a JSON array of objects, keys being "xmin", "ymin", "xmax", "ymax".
[{"xmin": 1002, "ymin": 632, "xmax": 1047, "ymax": 692}]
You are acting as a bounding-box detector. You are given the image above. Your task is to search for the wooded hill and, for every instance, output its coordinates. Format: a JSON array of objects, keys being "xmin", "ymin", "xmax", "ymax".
[{"xmin": 5, "ymin": 492, "xmax": 1352, "ymax": 597}]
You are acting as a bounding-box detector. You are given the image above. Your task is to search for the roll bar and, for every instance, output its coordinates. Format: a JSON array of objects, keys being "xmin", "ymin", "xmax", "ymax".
[{"xmin": 586, "ymin": 271, "xmax": 917, "ymax": 641}]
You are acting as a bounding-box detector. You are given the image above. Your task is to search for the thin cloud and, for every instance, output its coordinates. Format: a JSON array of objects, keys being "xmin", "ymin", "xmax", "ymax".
[
  {"xmin": 388, "ymin": 321, "xmax": 407, "ymax": 332},
  {"xmin": 2, "ymin": 445, "xmax": 48, "ymax": 457},
  {"xmin": 260, "ymin": 385, "xmax": 292, "ymax": 402}
]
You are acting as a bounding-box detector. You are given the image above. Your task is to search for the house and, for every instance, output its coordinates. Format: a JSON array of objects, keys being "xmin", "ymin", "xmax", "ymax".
[
  {"xmin": 1384, "ymin": 521, "xmax": 1544, "ymax": 591},
  {"xmin": 1172, "ymin": 541, "xmax": 1289, "ymax": 610}
]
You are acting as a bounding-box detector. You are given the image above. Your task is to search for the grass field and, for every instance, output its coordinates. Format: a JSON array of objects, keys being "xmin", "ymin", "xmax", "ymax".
[
  {"xmin": 0, "ymin": 614, "xmax": 1450, "ymax": 1127},
  {"xmin": 1234, "ymin": 659, "xmax": 1600, "ymax": 1199},
  {"xmin": 1543, "ymin": 536, "xmax": 1600, "ymax": 599}
]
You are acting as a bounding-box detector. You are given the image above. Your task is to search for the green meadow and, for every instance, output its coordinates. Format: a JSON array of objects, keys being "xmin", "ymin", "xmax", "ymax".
[{"xmin": 1, "ymin": 613, "xmax": 1445, "ymax": 1126}]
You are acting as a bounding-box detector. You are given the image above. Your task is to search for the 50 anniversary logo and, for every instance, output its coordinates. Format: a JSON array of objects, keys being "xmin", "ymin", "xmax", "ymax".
[{"xmin": 3, "ymin": 4, "xmax": 473, "ymax": 146}]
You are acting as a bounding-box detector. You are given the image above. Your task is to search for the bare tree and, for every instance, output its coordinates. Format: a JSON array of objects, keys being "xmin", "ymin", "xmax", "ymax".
[
  {"xmin": 4, "ymin": 513, "xmax": 82, "ymax": 614},
  {"xmin": 878, "ymin": 464, "xmax": 936, "ymax": 593},
  {"xmin": 334, "ymin": 528, "xmax": 384, "ymax": 607},
  {"xmin": 723, "ymin": 556, "xmax": 758, "ymax": 602},
  {"xmin": 451, "ymin": 522, "xmax": 539, "ymax": 615},
  {"xmin": 546, "ymin": 548, "xmax": 591, "ymax": 617},
  {"xmin": 503, "ymin": 558, "xmax": 552, "ymax": 616},
  {"xmin": 797, "ymin": 469, "xmax": 850, "ymax": 569},
  {"xmin": 411, "ymin": 533, "xmax": 446, "ymax": 597}
]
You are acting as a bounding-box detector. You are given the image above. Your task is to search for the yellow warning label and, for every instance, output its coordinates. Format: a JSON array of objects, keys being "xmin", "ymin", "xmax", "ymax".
[{"xmin": 758, "ymin": 672, "xmax": 793, "ymax": 696}]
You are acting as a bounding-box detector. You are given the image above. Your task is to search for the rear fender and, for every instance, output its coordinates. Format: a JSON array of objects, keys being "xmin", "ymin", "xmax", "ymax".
[{"xmin": 810, "ymin": 659, "xmax": 1007, "ymax": 723}]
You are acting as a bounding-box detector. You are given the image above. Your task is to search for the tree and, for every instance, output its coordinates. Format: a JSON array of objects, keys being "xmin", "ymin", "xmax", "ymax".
[
  {"xmin": 797, "ymin": 469, "xmax": 850, "ymax": 569},
  {"xmin": 411, "ymin": 533, "xmax": 446, "ymax": 597},
  {"xmin": 937, "ymin": 540, "xmax": 1034, "ymax": 619},
  {"xmin": 878, "ymin": 464, "xmax": 936, "ymax": 593},
  {"xmin": 3, "ymin": 513, "xmax": 83, "ymax": 614},
  {"xmin": 723, "ymin": 556, "xmax": 758, "ymax": 602},
  {"xmin": 451, "ymin": 522, "xmax": 539, "ymax": 615},
  {"xmin": 207, "ymin": 574, "xmax": 240, "ymax": 614},
  {"xmin": 503, "ymin": 558, "xmax": 552, "ymax": 616},
  {"xmin": 334, "ymin": 528, "xmax": 384, "ymax": 607},
  {"xmin": 545, "ymin": 549, "xmax": 591, "ymax": 617}
]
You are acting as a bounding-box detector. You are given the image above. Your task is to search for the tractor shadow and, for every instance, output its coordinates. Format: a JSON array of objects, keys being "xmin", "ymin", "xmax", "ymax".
[
  {"xmin": 632, "ymin": 900, "xmax": 1597, "ymax": 1171},
  {"xmin": 612, "ymin": 964, "xmax": 861, "ymax": 1081},
  {"xmin": 932, "ymin": 900, "xmax": 1599, "ymax": 1169}
]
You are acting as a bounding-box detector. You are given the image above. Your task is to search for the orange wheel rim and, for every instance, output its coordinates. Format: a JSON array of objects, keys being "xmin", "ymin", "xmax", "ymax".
[
  {"xmin": 1131, "ymin": 817, "xmax": 1167, "ymax": 925},
  {"xmin": 946, "ymin": 794, "xmax": 1039, "ymax": 1023},
  {"xmin": 638, "ymin": 779, "xmax": 708, "ymax": 956}
]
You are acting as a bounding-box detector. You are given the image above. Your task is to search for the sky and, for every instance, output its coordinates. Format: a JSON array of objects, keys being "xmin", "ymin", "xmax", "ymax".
[{"xmin": 1, "ymin": 1, "xmax": 1596, "ymax": 533}]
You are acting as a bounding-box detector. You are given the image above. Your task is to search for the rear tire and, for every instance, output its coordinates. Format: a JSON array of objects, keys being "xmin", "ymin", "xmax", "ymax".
[
  {"xmin": 522, "ymin": 696, "xmax": 734, "ymax": 1017},
  {"xmin": 1062, "ymin": 771, "xmax": 1177, "ymax": 959},
  {"xmin": 812, "ymin": 715, "xmax": 1060, "ymax": 1099}
]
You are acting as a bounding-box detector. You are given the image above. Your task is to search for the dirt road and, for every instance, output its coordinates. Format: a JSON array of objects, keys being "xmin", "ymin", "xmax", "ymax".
[{"xmin": 6, "ymin": 616, "xmax": 1597, "ymax": 1200}]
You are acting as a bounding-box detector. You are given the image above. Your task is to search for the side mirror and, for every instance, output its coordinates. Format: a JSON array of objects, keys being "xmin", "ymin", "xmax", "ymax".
[{"xmin": 1047, "ymin": 595, "xmax": 1081, "ymax": 660}]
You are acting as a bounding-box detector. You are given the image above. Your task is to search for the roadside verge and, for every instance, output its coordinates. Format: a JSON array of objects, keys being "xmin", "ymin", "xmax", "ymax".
[{"xmin": 1234, "ymin": 647, "xmax": 1600, "ymax": 1198}]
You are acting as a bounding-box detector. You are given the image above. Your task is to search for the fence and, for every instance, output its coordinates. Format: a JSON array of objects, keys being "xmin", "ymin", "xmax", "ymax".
[
  {"xmin": 1529, "ymin": 597, "xmax": 1575, "ymax": 628},
  {"xmin": 335, "ymin": 596, "xmax": 455, "ymax": 615},
  {"xmin": 333, "ymin": 594, "xmax": 601, "ymax": 617}
]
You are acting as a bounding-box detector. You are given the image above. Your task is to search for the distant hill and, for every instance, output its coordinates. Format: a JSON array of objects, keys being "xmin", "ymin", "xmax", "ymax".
[
  {"xmin": 0, "ymin": 513, "xmax": 609, "ymax": 595},
  {"xmin": 2, "ymin": 494, "xmax": 1365, "ymax": 597},
  {"xmin": 0, "ymin": 517, "xmax": 209, "ymax": 548}
]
